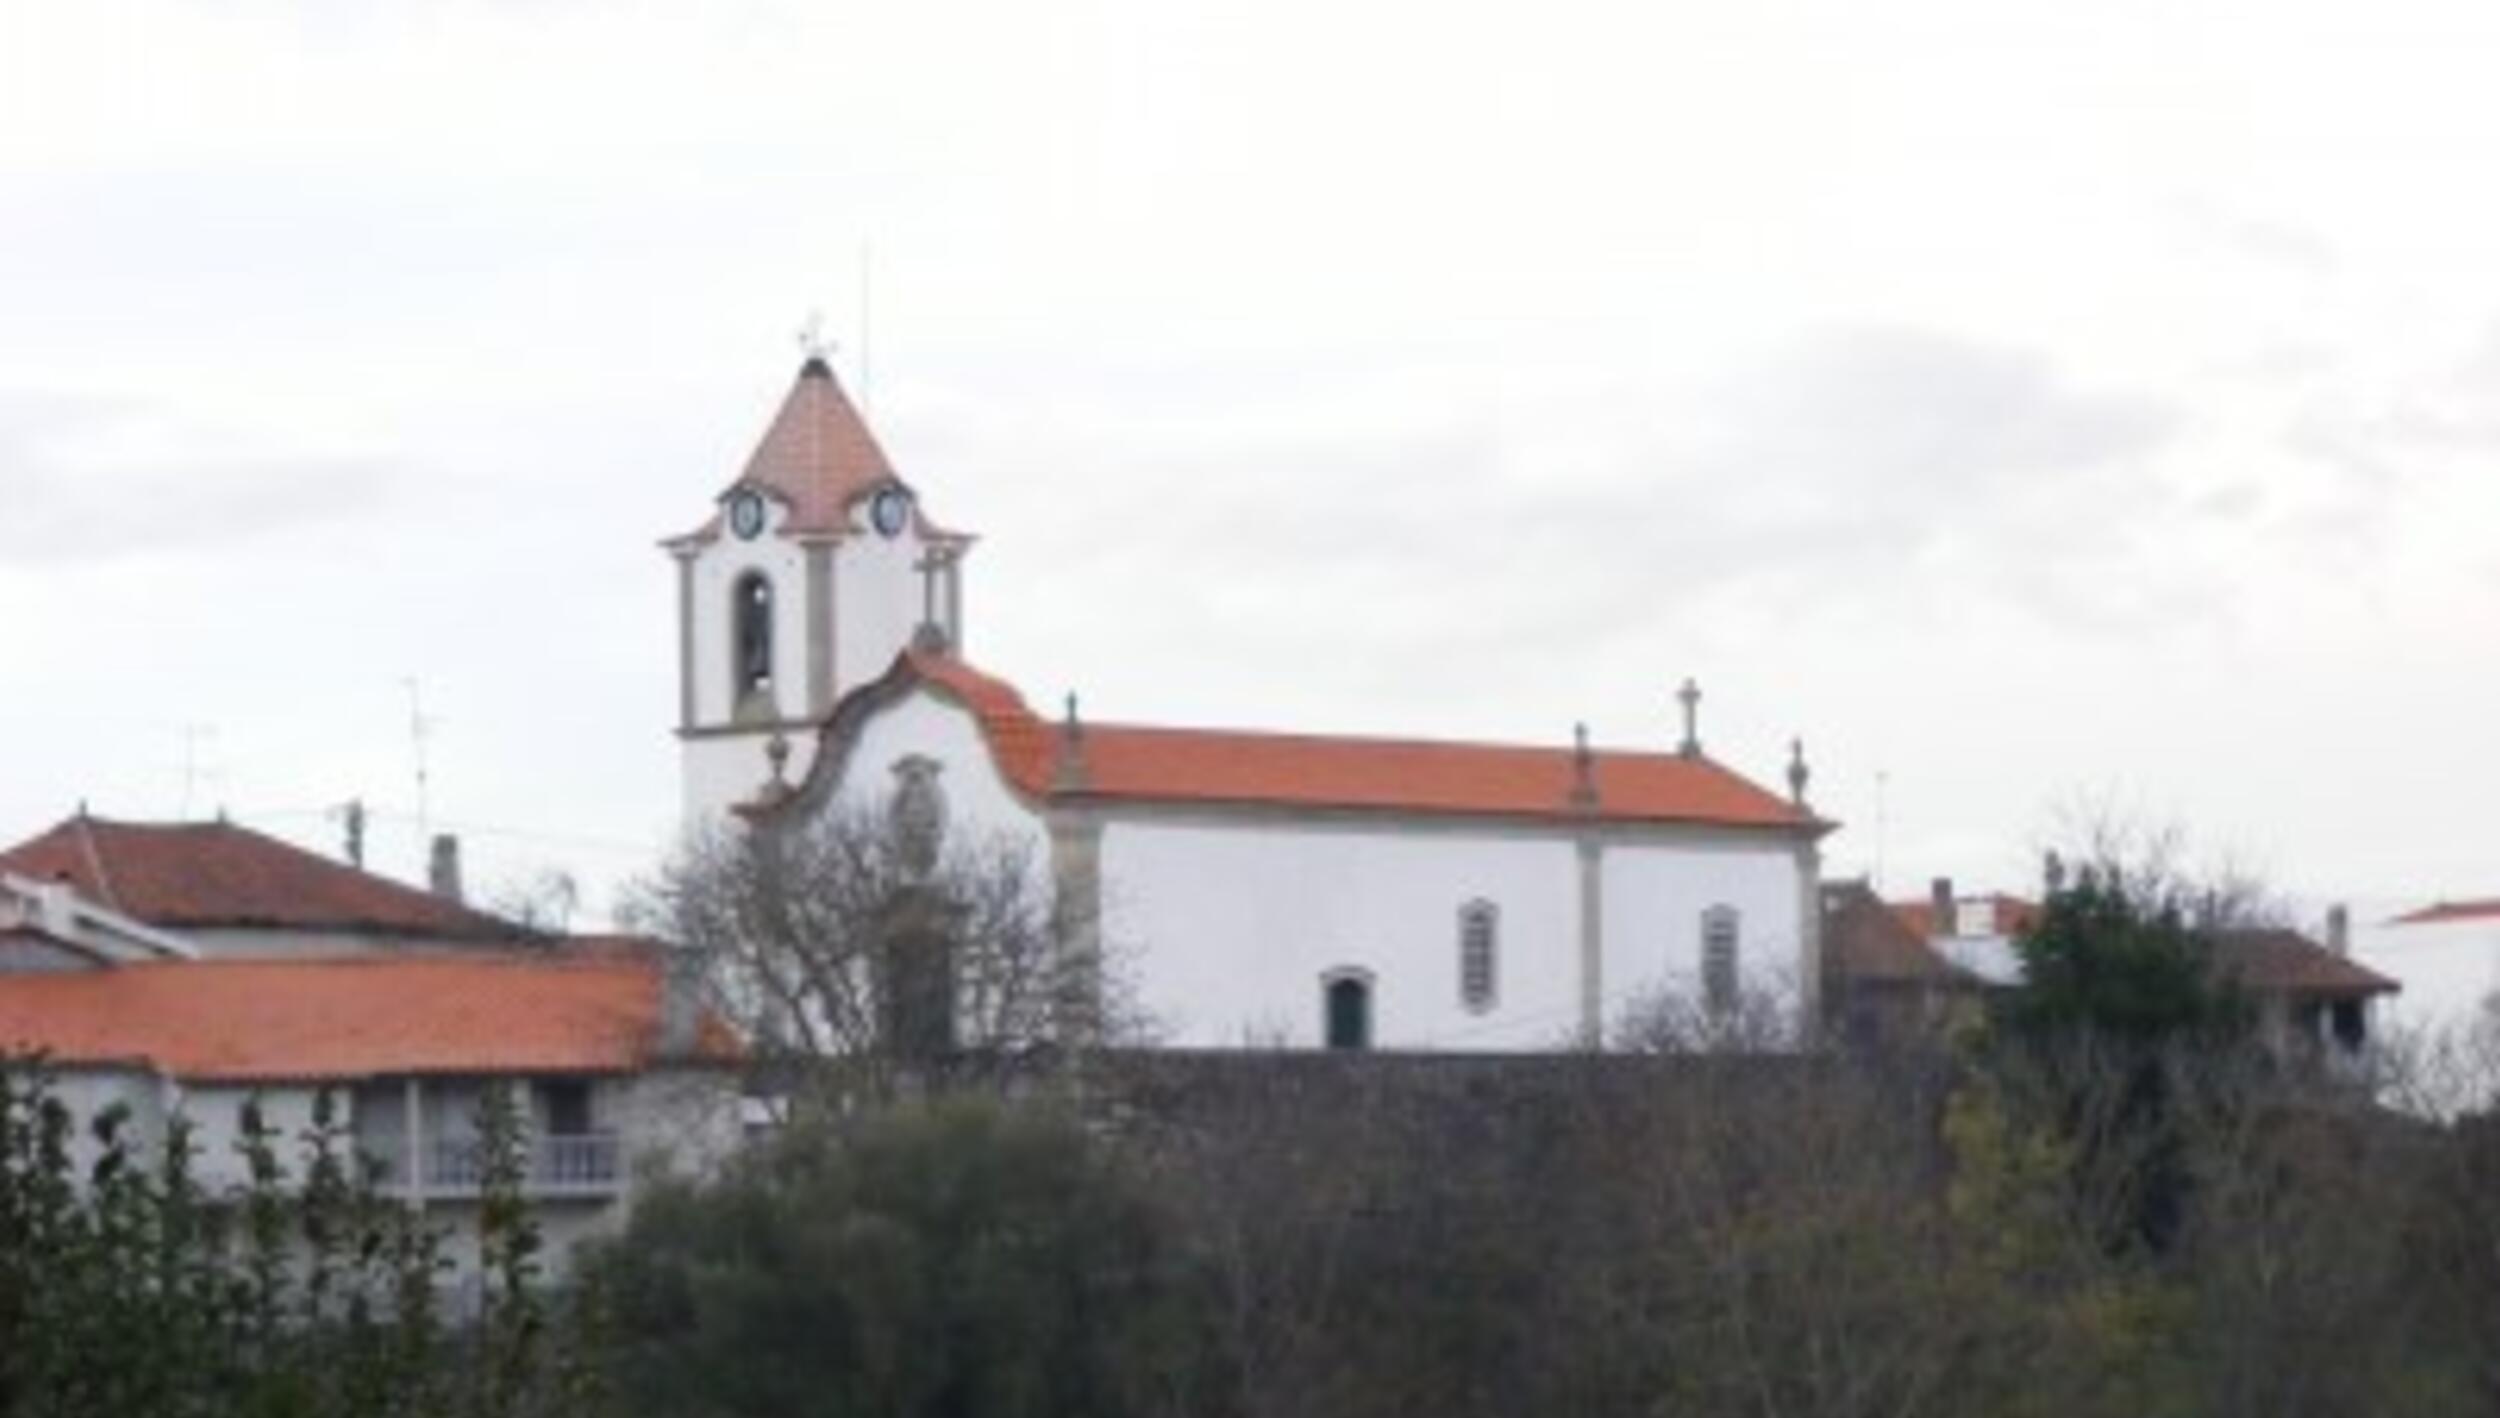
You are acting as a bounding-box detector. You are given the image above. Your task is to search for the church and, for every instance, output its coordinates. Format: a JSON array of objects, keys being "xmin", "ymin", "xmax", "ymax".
[{"xmin": 664, "ymin": 354, "xmax": 1833, "ymax": 1052}]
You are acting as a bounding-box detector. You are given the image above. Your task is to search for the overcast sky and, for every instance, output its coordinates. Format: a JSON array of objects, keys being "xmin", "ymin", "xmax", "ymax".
[{"xmin": 4, "ymin": 0, "xmax": 2497, "ymax": 926}]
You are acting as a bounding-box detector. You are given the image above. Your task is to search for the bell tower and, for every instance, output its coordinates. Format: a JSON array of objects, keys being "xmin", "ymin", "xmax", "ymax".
[{"xmin": 664, "ymin": 352, "xmax": 973, "ymax": 820}]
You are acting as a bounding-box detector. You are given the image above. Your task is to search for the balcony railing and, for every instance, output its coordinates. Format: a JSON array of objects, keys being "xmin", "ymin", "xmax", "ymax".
[{"xmin": 359, "ymin": 1132, "xmax": 621, "ymax": 1198}]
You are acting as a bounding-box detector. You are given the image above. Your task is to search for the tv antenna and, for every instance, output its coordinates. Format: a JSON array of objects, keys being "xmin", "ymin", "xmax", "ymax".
[
  {"xmin": 401, "ymin": 678, "xmax": 438, "ymax": 844},
  {"xmin": 177, "ymin": 723, "xmax": 218, "ymax": 820}
]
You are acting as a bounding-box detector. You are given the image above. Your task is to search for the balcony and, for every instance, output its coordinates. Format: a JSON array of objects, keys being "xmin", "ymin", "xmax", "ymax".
[{"xmin": 360, "ymin": 1132, "xmax": 622, "ymax": 1199}]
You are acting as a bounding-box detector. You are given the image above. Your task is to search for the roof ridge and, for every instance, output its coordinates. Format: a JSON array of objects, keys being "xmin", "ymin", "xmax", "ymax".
[
  {"xmin": 109, "ymin": 950, "xmax": 639, "ymax": 975},
  {"xmin": 1082, "ymin": 718, "xmax": 1727, "ymax": 763},
  {"xmin": 74, "ymin": 815, "xmax": 121, "ymax": 913}
]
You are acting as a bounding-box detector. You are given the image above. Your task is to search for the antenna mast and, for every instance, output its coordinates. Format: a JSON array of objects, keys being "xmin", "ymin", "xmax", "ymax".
[
  {"xmin": 402, "ymin": 678, "xmax": 435, "ymax": 845},
  {"xmin": 177, "ymin": 723, "xmax": 217, "ymax": 820},
  {"xmin": 858, "ymin": 240, "xmax": 874, "ymax": 411}
]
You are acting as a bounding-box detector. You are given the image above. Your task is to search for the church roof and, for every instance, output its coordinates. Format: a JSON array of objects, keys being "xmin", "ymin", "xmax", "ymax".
[
  {"xmin": 666, "ymin": 356, "xmax": 901, "ymax": 543},
  {"xmin": 0, "ymin": 816, "xmax": 525, "ymax": 941},
  {"xmin": 0, "ymin": 953, "xmax": 739, "ymax": 1083},
  {"xmin": 879, "ymin": 652, "xmax": 1825, "ymax": 832}
]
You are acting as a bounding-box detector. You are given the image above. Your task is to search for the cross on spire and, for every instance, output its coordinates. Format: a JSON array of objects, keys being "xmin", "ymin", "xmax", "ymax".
[{"xmin": 796, "ymin": 310, "xmax": 835, "ymax": 366}]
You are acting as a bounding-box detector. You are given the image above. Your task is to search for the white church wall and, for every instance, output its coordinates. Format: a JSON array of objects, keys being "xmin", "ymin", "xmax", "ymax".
[
  {"xmin": 1599, "ymin": 836, "xmax": 1809, "ymax": 1027},
  {"xmin": 832, "ymin": 522, "xmax": 930, "ymax": 698},
  {"xmin": 681, "ymin": 731, "xmax": 821, "ymax": 821},
  {"xmin": 1099, "ymin": 814, "xmax": 1584, "ymax": 1050},
  {"xmin": 825, "ymin": 686, "xmax": 1052, "ymax": 869},
  {"xmin": 684, "ymin": 504, "xmax": 811, "ymax": 727}
]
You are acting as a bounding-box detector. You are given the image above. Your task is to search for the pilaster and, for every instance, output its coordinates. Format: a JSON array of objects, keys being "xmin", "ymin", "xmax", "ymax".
[
  {"xmin": 805, "ymin": 543, "xmax": 835, "ymax": 714},
  {"xmin": 1577, "ymin": 834, "xmax": 1605, "ymax": 1046},
  {"xmin": 674, "ymin": 552, "xmax": 697, "ymax": 731},
  {"xmin": 1045, "ymin": 805, "xmax": 1106, "ymax": 1044}
]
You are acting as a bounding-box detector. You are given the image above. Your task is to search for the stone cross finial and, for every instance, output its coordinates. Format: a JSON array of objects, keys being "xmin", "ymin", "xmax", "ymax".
[
  {"xmin": 1569, "ymin": 722, "xmax": 1599, "ymax": 809},
  {"xmin": 765, "ymin": 730, "xmax": 792, "ymax": 787},
  {"xmin": 1676, "ymin": 678, "xmax": 1702, "ymax": 758},
  {"xmin": 1786, "ymin": 736, "xmax": 1810, "ymax": 807},
  {"xmin": 796, "ymin": 310, "xmax": 834, "ymax": 365}
]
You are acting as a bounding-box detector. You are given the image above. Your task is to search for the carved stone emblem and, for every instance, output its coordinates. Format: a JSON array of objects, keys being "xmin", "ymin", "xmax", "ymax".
[{"xmin": 889, "ymin": 755, "xmax": 948, "ymax": 878}]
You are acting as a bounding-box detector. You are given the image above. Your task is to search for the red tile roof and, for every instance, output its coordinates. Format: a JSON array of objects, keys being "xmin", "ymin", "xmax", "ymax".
[
  {"xmin": 0, "ymin": 817, "xmax": 522, "ymax": 940},
  {"xmin": 1822, "ymin": 882, "xmax": 1975, "ymax": 986},
  {"xmin": 2208, "ymin": 929, "xmax": 2398, "ymax": 997},
  {"xmin": 1890, "ymin": 894, "xmax": 2042, "ymax": 940},
  {"xmin": 2391, "ymin": 898, "xmax": 2500, "ymax": 926},
  {"xmin": 666, "ymin": 357, "xmax": 898, "ymax": 544},
  {"xmin": 896, "ymin": 651, "xmax": 1823, "ymax": 831},
  {"xmin": 0, "ymin": 954, "xmax": 736, "ymax": 1083}
]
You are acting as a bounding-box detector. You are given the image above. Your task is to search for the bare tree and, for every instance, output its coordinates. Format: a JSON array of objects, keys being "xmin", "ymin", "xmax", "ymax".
[{"xmin": 620, "ymin": 803, "xmax": 1136, "ymax": 1100}]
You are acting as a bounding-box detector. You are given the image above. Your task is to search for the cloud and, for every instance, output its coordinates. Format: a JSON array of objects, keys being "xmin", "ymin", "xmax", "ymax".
[{"xmin": 0, "ymin": 390, "xmax": 392, "ymax": 565}]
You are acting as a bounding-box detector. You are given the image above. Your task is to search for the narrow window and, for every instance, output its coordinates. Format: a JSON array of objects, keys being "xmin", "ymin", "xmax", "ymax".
[
  {"xmin": 1458, "ymin": 900, "xmax": 1498, "ymax": 1013},
  {"xmin": 733, "ymin": 572, "xmax": 774, "ymax": 704},
  {"xmin": 1701, "ymin": 905, "xmax": 1741, "ymax": 1017},
  {"xmin": 539, "ymin": 1078, "xmax": 594, "ymax": 1137},
  {"xmin": 1324, "ymin": 970, "xmax": 1373, "ymax": 1051},
  {"xmin": 2329, "ymin": 998, "xmax": 2367, "ymax": 1051}
]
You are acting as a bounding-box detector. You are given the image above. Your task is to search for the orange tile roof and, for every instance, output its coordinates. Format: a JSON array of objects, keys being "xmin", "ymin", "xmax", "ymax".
[
  {"xmin": 0, "ymin": 817, "xmax": 522, "ymax": 940},
  {"xmin": 668, "ymin": 357, "xmax": 899, "ymax": 544},
  {"xmin": 1890, "ymin": 894, "xmax": 2042, "ymax": 940},
  {"xmin": 1822, "ymin": 882, "xmax": 1975, "ymax": 986},
  {"xmin": 894, "ymin": 651, "xmax": 1822, "ymax": 831},
  {"xmin": 2392, "ymin": 898, "xmax": 2500, "ymax": 926},
  {"xmin": 0, "ymin": 954, "xmax": 736, "ymax": 1083}
]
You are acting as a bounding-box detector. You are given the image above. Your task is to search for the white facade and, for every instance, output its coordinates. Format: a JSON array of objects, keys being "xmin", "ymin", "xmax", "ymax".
[{"xmin": 794, "ymin": 688, "xmax": 1818, "ymax": 1051}]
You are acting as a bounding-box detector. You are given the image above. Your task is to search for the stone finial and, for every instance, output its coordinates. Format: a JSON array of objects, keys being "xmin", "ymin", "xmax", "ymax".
[
  {"xmin": 765, "ymin": 730, "xmax": 792, "ymax": 786},
  {"xmin": 1055, "ymin": 692, "xmax": 1090, "ymax": 790},
  {"xmin": 1569, "ymin": 722, "xmax": 1599, "ymax": 809},
  {"xmin": 1786, "ymin": 736, "xmax": 1810, "ymax": 807},
  {"xmin": 1676, "ymin": 678, "xmax": 1702, "ymax": 758}
]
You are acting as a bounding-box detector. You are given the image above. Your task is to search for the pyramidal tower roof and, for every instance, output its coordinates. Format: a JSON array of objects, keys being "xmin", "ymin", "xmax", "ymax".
[{"xmin": 727, "ymin": 356, "xmax": 902, "ymax": 535}]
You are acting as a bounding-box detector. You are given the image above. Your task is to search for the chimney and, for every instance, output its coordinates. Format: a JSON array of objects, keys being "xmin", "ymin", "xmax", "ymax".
[
  {"xmin": 33, "ymin": 880, "xmax": 74, "ymax": 940},
  {"xmin": 427, "ymin": 834, "xmax": 464, "ymax": 903},
  {"xmin": 1929, "ymin": 877, "xmax": 1954, "ymax": 938},
  {"xmin": 2327, "ymin": 903, "xmax": 2351, "ymax": 957}
]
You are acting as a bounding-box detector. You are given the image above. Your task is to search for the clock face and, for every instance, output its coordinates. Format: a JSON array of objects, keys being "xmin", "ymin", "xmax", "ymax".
[
  {"xmin": 870, "ymin": 487, "xmax": 911, "ymax": 538},
  {"xmin": 727, "ymin": 489, "xmax": 766, "ymax": 540}
]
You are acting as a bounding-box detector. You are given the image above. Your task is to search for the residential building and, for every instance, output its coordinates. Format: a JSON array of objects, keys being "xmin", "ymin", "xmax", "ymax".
[{"xmin": 0, "ymin": 815, "xmax": 743, "ymax": 1274}]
